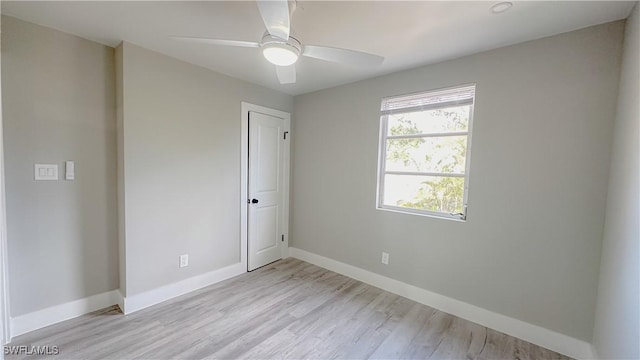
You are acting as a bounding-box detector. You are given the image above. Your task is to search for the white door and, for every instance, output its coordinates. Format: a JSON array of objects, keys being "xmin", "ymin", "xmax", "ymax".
[{"xmin": 248, "ymin": 111, "xmax": 286, "ymax": 271}]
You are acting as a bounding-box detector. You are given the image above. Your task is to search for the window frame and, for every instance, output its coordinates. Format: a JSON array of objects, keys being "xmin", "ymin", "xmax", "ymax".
[{"xmin": 376, "ymin": 84, "xmax": 476, "ymax": 221}]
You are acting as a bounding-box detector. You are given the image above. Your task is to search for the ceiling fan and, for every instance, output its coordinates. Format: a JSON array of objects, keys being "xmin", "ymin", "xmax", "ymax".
[{"xmin": 171, "ymin": 0, "xmax": 384, "ymax": 84}]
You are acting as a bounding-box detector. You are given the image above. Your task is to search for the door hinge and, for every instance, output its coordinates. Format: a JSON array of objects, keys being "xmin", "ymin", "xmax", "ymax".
[
  {"xmin": 284, "ymin": 131, "xmax": 289, "ymax": 140},
  {"xmin": 281, "ymin": 234, "xmax": 285, "ymax": 242}
]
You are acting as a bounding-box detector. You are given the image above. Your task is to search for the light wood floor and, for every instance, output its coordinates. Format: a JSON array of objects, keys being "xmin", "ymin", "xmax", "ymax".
[{"xmin": 7, "ymin": 258, "xmax": 571, "ymax": 360}]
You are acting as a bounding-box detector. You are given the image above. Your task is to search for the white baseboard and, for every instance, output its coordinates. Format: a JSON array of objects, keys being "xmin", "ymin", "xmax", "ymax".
[
  {"xmin": 122, "ymin": 262, "xmax": 245, "ymax": 314},
  {"xmin": 10, "ymin": 263, "xmax": 245, "ymax": 338},
  {"xmin": 289, "ymin": 247, "xmax": 594, "ymax": 360},
  {"xmin": 116, "ymin": 289, "xmax": 125, "ymax": 313},
  {"xmin": 8, "ymin": 253, "xmax": 593, "ymax": 359},
  {"xmin": 10, "ymin": 290, "xmax": 121, "ymax": 338}
]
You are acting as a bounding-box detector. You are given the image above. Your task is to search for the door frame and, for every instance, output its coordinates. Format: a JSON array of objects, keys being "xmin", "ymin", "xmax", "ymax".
[
  {"xmin": 0, "ymin": 15, "xmax": 11, "ymax": 349},
  {"xmin": 240, "ymin": 102, "xmax": 291, "ymax": 271}
]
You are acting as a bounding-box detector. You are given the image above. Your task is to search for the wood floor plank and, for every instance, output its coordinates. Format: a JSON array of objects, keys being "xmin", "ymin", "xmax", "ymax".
[
  {"xmin": 426, "ymin": 316, "xmax": 487, "ymax": 359},
  {"xmin": 6, "ymin": 258, "xmax": 572, "ymax": 360},
  {"xmin": 339, "ymin": 295, "xmax": 416, "ymax": 359},
  {"xmin": 369, "ymin": 303, "xmax": 437, "ymax": 359}
]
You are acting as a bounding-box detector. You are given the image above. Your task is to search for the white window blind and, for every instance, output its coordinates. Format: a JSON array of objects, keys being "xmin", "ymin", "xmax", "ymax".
[{"xmin": 381, "ymin": 85, "xmax": 475, "ymax": 116}]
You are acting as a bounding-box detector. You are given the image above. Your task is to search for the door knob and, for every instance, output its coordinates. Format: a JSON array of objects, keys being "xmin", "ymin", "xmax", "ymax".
[{"xmin": 251, "ymin": 199, "xmax": 259, "ymax": 204}]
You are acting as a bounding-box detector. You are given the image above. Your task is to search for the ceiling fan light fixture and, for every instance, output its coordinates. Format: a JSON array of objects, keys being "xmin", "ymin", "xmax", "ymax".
[{"xmin": 262, "ymin": 43, "xmax": 300, "ymax": 66}]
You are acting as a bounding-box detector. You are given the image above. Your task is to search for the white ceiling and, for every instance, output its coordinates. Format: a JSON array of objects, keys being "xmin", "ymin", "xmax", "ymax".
[{"xmin": 2, "ymin": 1, "xmax": 634, "ymax": 95}]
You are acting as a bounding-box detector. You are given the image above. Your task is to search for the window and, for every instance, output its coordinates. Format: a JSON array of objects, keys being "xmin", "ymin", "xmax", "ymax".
[{"xmin": 377, "ymin": 84, "xmax": 475, "ymax": 220}]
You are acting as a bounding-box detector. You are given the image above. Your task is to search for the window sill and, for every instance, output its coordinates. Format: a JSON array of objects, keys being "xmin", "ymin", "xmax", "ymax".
[{"xmin": 376, "ymin": 205, "xmax": 467, "ymax": 222}]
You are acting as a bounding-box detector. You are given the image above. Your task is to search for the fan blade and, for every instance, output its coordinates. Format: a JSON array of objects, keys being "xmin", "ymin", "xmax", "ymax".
[
  {"xmin": 170, "ymin": 36, "xmax": 260, "ymax": 48},
  {"xmin": 276, "ymin": 65, "xmax": 296, "ymax": 84},
  {"xmin": 302, "ymin": 45, "xmax": 384, "ymax": 66},
  {"xmin": 256, "ymin": 0, "xmax": 290, "ymax": 40}
]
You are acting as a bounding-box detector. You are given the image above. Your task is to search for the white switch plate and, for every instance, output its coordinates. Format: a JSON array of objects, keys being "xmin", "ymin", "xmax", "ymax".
[
  {"xmin": 381, "ymin": 252, "xmax": 389, "ymax": 265},
  {"xmin": 65, "ymin": 161, "xmax": 75, "ymax": 180},
  {"xmin": 179, "ymin": 254, "xmax": 189, "ymax": 268},
  {"xmin": 34, "ymin": 164, "xmax": 58, "ymax": 181}
]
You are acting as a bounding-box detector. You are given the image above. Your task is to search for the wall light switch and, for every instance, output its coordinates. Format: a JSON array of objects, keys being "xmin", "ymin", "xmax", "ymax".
[
  {"xmin": 65, "ymin": 161, "xmax": 75, "ymax": 180},
  {"xmin": 34, "ymin": 164, "xmax": 58, "ymax": 181}
]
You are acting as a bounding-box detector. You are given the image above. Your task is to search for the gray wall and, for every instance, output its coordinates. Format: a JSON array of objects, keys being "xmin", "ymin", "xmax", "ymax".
[
  {"xmin": 592, "ymin": 5, "xmax": 640, "ymax": 359},
  {"xmin": 1, "ymin": 16, "xmax": 118, "ymax": 316},
  {"xmin": 118, "ymin": 42, "xmax": 293, "ymax": 296},
  {"xmin": 291, "ymin": 22, "xmax": 623, "ymax": 341}
]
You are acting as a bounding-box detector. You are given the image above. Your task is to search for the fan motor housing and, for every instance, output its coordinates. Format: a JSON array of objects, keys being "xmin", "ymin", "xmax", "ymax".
[{"xmin": 261, "ymin": 33, "xmax": 302, "ymax": 55}]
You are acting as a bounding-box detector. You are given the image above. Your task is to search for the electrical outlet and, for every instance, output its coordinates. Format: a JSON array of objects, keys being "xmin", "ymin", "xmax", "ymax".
[
  {"xmin": 179, "ymin": 254, "xmax": 189, "ymax": 268},
  {"xmin": 381, "ymin": 252, "xmax": 389, "ymax": 265}
]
